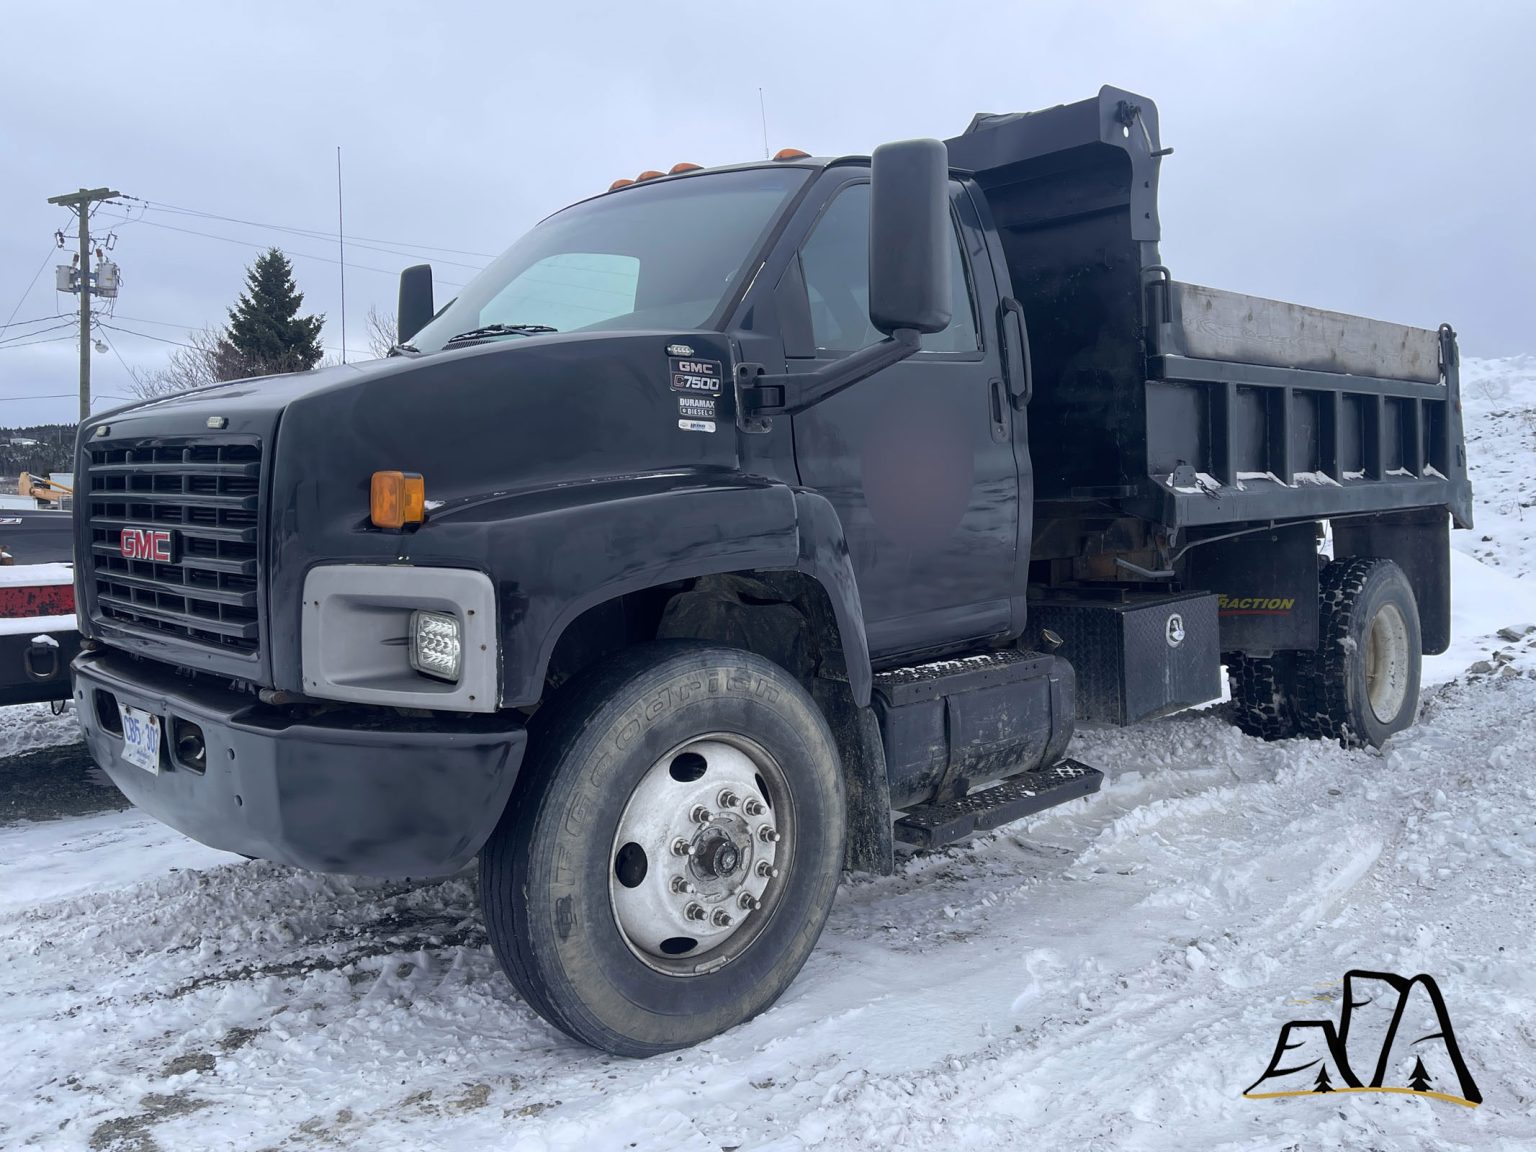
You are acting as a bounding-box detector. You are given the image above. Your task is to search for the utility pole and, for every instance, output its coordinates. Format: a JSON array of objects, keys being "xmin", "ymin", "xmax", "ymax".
[{"xmin": 46, "ymin": 186, "xmax": 120, "ymax": 422}]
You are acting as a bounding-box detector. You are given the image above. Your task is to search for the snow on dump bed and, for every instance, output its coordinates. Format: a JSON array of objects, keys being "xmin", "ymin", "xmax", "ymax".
[{"xmin": 1, "ymin": 359, "xmax": 1535, "ymax": 1151}]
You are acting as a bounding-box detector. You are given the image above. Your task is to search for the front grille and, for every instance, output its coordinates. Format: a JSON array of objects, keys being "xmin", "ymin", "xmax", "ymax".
[{"xmin": 86, "ymin": 438, "xmax": 264, "ymax": 656}]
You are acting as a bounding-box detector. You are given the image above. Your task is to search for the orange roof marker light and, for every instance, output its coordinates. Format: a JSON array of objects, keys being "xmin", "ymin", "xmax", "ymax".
[
  {"xmin": 635, "ymin": 169, "xmax": 665, "ymax": 181},
  {"xmin": 773, "ymin": 148, "xmax": 810, "ymax": 161},
  {"xmin": 669, "ymin": 162, "xmax": 703, "ymax": 174},
  {"xmin": 609, "ymin": 178, "xmax": 635, "ymax": 191}
]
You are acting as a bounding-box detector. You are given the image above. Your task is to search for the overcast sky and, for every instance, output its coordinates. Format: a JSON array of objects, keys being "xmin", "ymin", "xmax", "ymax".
[{"xmin": 2, "ymin": 0, "xmax": 1531, "ymax": 426}]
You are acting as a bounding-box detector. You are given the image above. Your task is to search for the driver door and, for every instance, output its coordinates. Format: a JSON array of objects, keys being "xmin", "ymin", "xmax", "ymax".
[{"xmin": 786, "ymin": 177, "xmax": 1019, "ymax": 659}]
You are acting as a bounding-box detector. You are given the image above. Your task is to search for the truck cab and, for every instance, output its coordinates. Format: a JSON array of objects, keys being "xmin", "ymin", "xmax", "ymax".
[{"xmin": 72, "ymin": 86, "xmax": 1469, "ymax": 1057}]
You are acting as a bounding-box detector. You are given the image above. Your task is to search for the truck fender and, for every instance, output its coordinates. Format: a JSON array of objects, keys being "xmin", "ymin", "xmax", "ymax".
[
  {"xmin": 791, "ymin": 489, "xmax": 872, "ymax": 708},
  {"xmin": 497, "ymin": 476, "xmax": 872, "ymax": 710}
]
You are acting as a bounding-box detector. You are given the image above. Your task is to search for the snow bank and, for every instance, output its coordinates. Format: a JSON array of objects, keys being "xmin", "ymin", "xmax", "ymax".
[
  {"xmin": 0, "ymin": 702, "xmax": 80, "ymax": 759},
  {"xmin": 0, "ymin": 562, "xmax": 73, "ymax": 587},
  {"xmin": 0, "ymin": 612, "xmax": 76, "ymax": 637}
]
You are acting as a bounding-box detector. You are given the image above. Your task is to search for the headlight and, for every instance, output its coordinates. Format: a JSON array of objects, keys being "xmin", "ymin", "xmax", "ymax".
[{"xmin": 409, "ymin": 610, "xmax": 462, "ymax": 681}]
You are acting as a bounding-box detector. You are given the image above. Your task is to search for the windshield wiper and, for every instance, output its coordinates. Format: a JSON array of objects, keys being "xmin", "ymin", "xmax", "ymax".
[{"xmin": 444, "ymin": 323, "xmax": 558, "ymax": 347}]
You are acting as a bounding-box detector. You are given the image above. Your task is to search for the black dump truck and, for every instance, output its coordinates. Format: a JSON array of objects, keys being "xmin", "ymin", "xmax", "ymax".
[{"xmin": 72, "ymin": 87, "xmax": 1471, "ymax": 1055}]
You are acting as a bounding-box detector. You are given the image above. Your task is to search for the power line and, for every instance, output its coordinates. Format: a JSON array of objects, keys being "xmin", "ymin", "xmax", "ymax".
[
  {"xmin": 98, "ymin": 323, "xmax": 195, "ymax": 349},
  {"xmin": 0, "ymin": 313, "xmax": 71, "ymax": 331},
  {"xmin": 95, "ymin": 315, "xmax": 368, "ymax": 361},
  {"xmin": 92, "ymin": 325, "xmax": 147, "ymax": 397},
  {"xmin": 0, "ymin": 391, "xmax": 136, "ymax": 402},
  {"xmin": 97, "ymin": 214, "xmax": 470, "ymax": 287},
  {"xmin": 126, "ymin": 196, "xmax": 497, "ymax": 259},
  {"xmin": 3, "ymin": 248, "xmax": 61, "ymax": 331},
  {"xmin": 0, "ymin": 321, "xmax": 75, "ymax": 346},
  {"xmin": 0, "ymin": 333, "xmax": 76, "ymax": 352},
  {"xmin": 107, "ymin": 202, "xmax": 488, "ymax": 268}
]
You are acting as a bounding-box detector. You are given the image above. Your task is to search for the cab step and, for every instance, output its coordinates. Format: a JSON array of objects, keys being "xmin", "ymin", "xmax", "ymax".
[{"xmin": 892, "ymin": 758, "xmax": 1104, "ymax": 849}]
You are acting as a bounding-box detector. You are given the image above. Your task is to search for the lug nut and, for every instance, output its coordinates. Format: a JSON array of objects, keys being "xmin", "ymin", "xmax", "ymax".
[
  {"xmin": 670, "ymin": 876, "xmax": 694, "ymax": 894},
  {"xmin": 684, "ymin": 902, "xmax": 707, "ymax": 921},
  {"xmin": 671, "ymin": 838, "xmax": 694, "ymax": 857},
  {"xmin": 738, "ymin": 893, "xmax": 759, "ymax": 911},
  {"xmin": 755, "ymin": 861, "xmax": 779, "ymax": 879},
  {"xmin": 690, "ymin": 805, "xmax": 712, "ymax": 824},
  {"xmin": 711, "ymin": 908, "xmax": 734, "ymax": 927},
  {"xmin": 718, "ymin": 790, "xmax": 740, "ymax": 809},
  {"xmin": 743, "ymin": 798, "xmax": 765, "ymax": 816},
  {"xmin": 757, "ymin": 826, "xmax": 781, "ymax": 843}
]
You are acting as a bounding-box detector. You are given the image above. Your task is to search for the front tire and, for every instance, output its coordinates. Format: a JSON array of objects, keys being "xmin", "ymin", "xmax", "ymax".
[
  {"xmin": 480, "ymin": 642, "xmax": 845, "ymax": 1056},
  {"xmin": 1296, "ymin": 558, "xmax": 1422, "ymax": 749}
]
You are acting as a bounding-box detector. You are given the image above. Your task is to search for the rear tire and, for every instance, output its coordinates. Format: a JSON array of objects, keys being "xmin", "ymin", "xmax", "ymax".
[
  {"xmin": 1226, "ymin": 652, "xmax": 1302, "ymax": 741},
  {"xmin": 480, "ymin": 641, "xmax": 845, "ymax": 1056},
  {"xmin": 1296, "ymin": 558, "xmax": 1422, "ymax": 749}
]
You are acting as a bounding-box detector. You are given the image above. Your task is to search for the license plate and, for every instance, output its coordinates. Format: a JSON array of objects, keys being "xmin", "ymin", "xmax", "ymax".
[{"xmin": 120, "ymin": 705, "xmax": 162, "ymax": 775}]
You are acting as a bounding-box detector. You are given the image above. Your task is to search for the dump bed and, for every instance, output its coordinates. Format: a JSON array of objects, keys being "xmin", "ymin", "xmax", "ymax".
[{"xmin": 945, "ymin": 87, "xmax": 1472, "ymax": 532}]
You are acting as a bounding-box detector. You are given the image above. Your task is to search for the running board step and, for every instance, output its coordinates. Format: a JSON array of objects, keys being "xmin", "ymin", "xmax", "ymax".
[{"xmin": 893, "ymin": 758, "xmax": 1104, "ymax": 849}]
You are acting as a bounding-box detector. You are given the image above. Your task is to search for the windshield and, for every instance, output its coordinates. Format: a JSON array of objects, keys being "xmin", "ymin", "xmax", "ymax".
[{"xmin": 408, "ymin": 167, "xmax": 809, "ymax": 352}]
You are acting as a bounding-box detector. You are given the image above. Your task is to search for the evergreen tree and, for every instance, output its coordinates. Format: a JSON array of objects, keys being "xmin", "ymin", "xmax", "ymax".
[
  {"xmin": 1407, "ymin": 1056, "xmax": 1433, "ymax": 1093},
  {"xmin": 1312, "ymin": 1066, "xmax": 1334, "ymax": 1093},
  {"xmin": 224, "ymin": 248, "xmax": 325, "ymax": 377}
]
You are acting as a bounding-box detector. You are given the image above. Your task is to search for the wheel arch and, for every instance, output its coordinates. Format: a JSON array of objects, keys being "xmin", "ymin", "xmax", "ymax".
[{"xmin": 500, "ymin": 481, "xmax": 872, "ymax": 709}]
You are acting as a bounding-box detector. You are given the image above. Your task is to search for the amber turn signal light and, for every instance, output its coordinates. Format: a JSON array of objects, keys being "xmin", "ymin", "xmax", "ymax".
[{"xmin": 371, "ymin": 470, "xmax": 425, "ymax": 529}]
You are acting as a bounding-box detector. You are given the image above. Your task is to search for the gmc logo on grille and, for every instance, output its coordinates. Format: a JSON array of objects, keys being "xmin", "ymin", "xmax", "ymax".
[{"xmin": 121, "ymin": 528, "xmax": 173, "ymax": 562}]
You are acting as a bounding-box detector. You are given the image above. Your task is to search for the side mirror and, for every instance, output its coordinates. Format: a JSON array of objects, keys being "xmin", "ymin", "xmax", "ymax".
[
  {"xmin": 397, "ymin": 264, "xmax": 435, "ymax": 345},
  {"xmin": 737, "ymin": 138, "xmax": 952, "ymax": 425},
  {"xmin": 868, "ymin": 138, "xmax": 951, "ymax": 335}
]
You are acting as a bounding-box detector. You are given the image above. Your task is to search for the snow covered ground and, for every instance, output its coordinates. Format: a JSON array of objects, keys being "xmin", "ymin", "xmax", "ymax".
[{"xmin": 3, "ymin": 359, "xmax": 1535, "ymax": 1152}]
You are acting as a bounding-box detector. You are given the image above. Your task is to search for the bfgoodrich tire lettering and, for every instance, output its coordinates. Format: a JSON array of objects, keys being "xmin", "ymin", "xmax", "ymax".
[
  {"xmin": 480, "ymin": 641, "xmax": 845, "ymax": 1056},
  {"xmin": 1296, "ymin": 558, "xmax": 1422, "ymax": 749}
]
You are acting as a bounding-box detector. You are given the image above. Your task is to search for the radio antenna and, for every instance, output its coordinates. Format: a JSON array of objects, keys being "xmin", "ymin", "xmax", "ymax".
[{"xmin": 336, "ymin": 145, "xmax": 347, "ymax": 365}]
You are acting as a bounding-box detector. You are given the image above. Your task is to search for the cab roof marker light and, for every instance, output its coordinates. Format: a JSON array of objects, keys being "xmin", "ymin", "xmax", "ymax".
[
  {"xmin": 635, "ymin": 169, "xmax": 665, "ymax": 181},
  {"xmin": 669, "ymin": 162, "xmax": 702, "ymax": 174},
  {"xmin": 609, "ymin": 178, "xmax": 634, "ymax": 191},
  {"xmin": 773, "ymin": 148, "xmax": 810, "ymax": 161}
]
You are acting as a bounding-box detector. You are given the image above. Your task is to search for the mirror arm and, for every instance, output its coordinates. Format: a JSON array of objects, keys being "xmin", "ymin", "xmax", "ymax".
[{"xmin": 739, "ymin": 328, "xmax": 921, "ymax": 418}]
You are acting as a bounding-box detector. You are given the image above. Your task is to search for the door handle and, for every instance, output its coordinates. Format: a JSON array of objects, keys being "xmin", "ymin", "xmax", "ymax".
[
  {"xmin": 999, "ymin": 296, "xmax": 1032, "ymax": 409},
  {"xmin": 989, "ymin": 378, "xmax": 1010, "ymax": 443}
]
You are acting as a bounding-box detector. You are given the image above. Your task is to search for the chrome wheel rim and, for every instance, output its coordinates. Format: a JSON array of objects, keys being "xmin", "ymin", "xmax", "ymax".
[
  {"xmin": 1365, "ymin": 603, "xmax": 1411, "ymax": 723},
  {"xmin": 608, "ymin": 733, "xmax": 788, "ymax": 975}
]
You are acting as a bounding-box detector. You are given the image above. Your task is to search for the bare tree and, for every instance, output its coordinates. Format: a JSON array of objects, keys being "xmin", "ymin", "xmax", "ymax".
[
  {"xmin": 364, "ymin": 305, "xmax": 398, "ymax": 359},
  {"xmin": 128, "ymin": 326, "xmax": 254, "ymax": 399}
]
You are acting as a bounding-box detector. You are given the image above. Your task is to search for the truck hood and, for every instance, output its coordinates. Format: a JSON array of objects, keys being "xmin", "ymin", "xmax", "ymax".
[{"xmin": 76, "ymin": 328, "xmax": 744, "ymax": 690}]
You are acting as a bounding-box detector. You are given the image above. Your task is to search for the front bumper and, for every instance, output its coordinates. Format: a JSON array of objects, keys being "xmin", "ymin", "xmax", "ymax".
[{"xmin": 73, "ymin": 649, "xmax": 526, "ymax": 876}]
